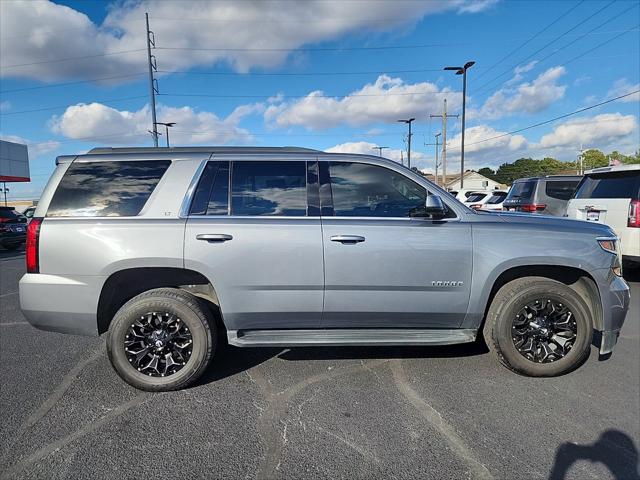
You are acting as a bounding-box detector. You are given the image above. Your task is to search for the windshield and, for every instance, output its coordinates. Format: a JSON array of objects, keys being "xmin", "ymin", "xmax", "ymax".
[
  {"xmin": 505, "ymin": 180, "xmax": 535, "ymax": 200},
  {"xmin": 574, "ymin": 171, "xmax": 640, "ymax": 199}
]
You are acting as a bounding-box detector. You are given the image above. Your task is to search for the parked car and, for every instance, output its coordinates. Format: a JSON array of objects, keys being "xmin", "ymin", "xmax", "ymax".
[
  {"xmin": 449, "ymin": 189, "xmax": 484, "ymax": 202},
  {"xmin": 22, "ymin": 206, "xmax": 36, "ymax": 222},
  {"xmin": 502, "ymin": 175, "xmax": 581, "ymax": 216},
  {"xmin": 0, "ymin": 206, "xmax": 27, "ymax": 250},
  {"xmin": 20, "ymin": 147, "xmax": 629, "ymax": 391},
  {"xmin": 464, "ymin": 190, "xmax": 508, "ymax": 211},
  {"xmin": 566, "ymin": 164, "xmax": 640, "ymax": 268}
]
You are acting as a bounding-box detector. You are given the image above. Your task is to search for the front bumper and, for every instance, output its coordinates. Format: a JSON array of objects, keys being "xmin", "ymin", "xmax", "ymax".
[{"xmin": 599, "ymin": 329, "xmax": 621, "ymax": 355}]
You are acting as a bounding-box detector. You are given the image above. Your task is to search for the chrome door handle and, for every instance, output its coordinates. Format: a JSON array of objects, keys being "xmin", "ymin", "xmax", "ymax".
[
  {"xmin": 330, "ymin": 235, "xmax": 365, "ymax": 243},
  {"xmin": 196, "ymin": 234, "xmax": 233, "ymax": 242}
]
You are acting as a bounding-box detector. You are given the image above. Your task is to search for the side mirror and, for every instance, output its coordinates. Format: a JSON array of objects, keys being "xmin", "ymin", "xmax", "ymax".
[{"xmin": 424, "ymin": 194, "xmax": 447, "ymax": 219}]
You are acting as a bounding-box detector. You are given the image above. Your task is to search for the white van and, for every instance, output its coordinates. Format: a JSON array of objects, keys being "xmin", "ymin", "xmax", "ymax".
[{"xmin": 566, "ymin": 164, "xmax": 640, "ymax": 267}]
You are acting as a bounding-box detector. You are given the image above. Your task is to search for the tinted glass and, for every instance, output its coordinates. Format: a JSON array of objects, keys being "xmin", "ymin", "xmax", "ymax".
[
  {"xmin": 47, "ymin": 160, "xmax": 170, "ymax": 217},
  {"xmin": 465, "ymin": 193, "xmax": 487, "ymax": 202},
  {"xmin": 189, "ymin": 161, "xmax": 229, "ymax": 215},
  {"xmin": 329, "ymin": 162, "xmax": 426, "ymax": 217},
  {"xmin": 0, "ymin": 208, "xmax": 21, "ymax": 219},
  {"xmin": 231, "ymin": 161, "xmax": 307, "ymax": 216},
  {"xmin": 545, "ymin": 180, "xmax": 579, "ymax": 200},
  {"xmin": 574, "ymin": 172, "xmax": 640, "ymax": 199},
  {"xmin": 505, "ymin": 180, "xmax": 535, "ymax": 200},
  {"xmin": 486, "ymin": 192, "xmax": 507, "ymax": 204}
]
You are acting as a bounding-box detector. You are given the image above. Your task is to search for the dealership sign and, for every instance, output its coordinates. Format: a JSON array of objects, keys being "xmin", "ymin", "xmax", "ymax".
[{"xmin": 0, "ymin": 140, "xmax": 30, "ymax": 182}]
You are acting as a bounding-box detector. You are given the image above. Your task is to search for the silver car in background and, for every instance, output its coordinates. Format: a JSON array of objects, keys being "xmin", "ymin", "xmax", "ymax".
[{"xmin": 19, "ymin": 147, "xmax": 630, "ymax": 391}]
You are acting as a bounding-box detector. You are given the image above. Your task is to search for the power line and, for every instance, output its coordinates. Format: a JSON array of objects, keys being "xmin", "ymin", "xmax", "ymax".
[
  {"xmin": 0, "ymin": 73, "xmax": 148, "ymax": 94},
  {"xmin": 448, "ymin": 89, "xmax": 640, "ymax": 151},
  {"xmin": 474, "ymin": 0, "xmax": 618, "ymax": 94},
  {"xmin": 0, "ymin": 49, "xmax": 146, "ymax": 69},
  {"xmin": 0, "ymin": 95, "xmax": 148, "ymax": 116},
  {"xmin": 473, "ymin": 0, "xmax": 585, "ymax": 82},
  {"xmin": 155, "ymin": 43, "xmax": 463, "ymax": 53},
  {"xmin": 158, "ymin": 91, "xmax": 461, "ymax": 100}
]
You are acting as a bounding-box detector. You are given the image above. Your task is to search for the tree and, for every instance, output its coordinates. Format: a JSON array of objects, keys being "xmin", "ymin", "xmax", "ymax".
[
  {"xmin": 477, "ymin": 167, "xmax": 496, "ymax": 180},
  {"xmin": 580, "ymin": 149, "xmax": 607, "ymax": 170}
]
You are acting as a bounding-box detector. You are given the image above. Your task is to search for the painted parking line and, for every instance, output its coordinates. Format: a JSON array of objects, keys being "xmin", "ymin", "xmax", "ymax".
[
  {"xmin": 0, "ymin": 291, "xmax": 18, "ymax": 298},
  {"xmin": 0, "ymin": 321, "xmax": 29, "ymax": 326}
]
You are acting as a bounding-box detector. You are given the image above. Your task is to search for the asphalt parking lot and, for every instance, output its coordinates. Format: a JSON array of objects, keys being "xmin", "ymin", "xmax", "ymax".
[{"xmin": 1, "ymin": 249, "xmax": 638, "ymax": 480}]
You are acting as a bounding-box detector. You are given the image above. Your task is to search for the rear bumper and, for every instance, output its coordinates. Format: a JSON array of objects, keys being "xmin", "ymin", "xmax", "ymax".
[{"xmin": 19, "ymin": 273, "xmax": 104, "ymax": 336}]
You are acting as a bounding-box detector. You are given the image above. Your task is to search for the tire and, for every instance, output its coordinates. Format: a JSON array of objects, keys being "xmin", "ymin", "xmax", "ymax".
[
  {"xmin": 483, "ymin": 277, "xmax": 592, "ymax": 377},
  {"xmin": 107, "ymin": 288, "xmax": 215, "ymax": 391}
]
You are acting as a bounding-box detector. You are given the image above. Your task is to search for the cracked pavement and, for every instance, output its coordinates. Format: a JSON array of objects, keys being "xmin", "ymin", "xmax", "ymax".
[{"xmin": 1, "ymin": 250, "xmax": 639, "ymax": 479}]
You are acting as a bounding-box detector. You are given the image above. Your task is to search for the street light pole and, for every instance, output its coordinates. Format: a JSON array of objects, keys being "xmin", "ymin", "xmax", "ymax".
[
  {"xmin": 397, "ymin": 118, "xmax": 415, "ymax": 169},
  {"xmin": 444, "ymin": 61, "xmax": 475, "ymax": 189},
  {"xmin": 372, "ymin": 146, "xmax": 389, "ymax": 157},
  {"xmin": 154, "ymin": 122, "xmax": 176, "ymax": 147}
]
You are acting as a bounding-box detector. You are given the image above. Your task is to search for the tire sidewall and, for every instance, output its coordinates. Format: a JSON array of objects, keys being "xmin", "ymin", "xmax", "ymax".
[
  {"xmin": 108, "ymin": 295, "xmax": 212, "ymax": 390},
  {"xmin": 493, "ymin": 282, "xmax": 592, "ymax": 376}
]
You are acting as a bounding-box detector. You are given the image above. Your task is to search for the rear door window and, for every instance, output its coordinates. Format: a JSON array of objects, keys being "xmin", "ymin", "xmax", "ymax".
[
  {"xmin": 47, "ymin": 160, "xmax": 171, "ymax": 217},
  {"xmin": 231, "ymin": 161, "xmax": 307, "ymax": 216},
  {"xmin": 574, "ymin": 171, "xmax": 640, "ymax": 199},
  {"xmin": 189, "ymin": 161, "xmax": 230, "ymax": 215},
  {"xmin": 545, "ymin": 180, "xmax": 579, "ymax": 200}
]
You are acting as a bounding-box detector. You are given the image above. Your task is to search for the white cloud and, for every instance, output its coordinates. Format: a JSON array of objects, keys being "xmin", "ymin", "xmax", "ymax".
[
  {"xmin": 1, "ymin": 0, "xmax": 496, "ymax": 82},
  {"xmin": 538, "ymin": 113, "xmax": 638, "ymax": 149},
  {"xmin": 0, "ymin": 134, "xmax": 61, "ymax": 158},
  {"xmin": 474, "ymin": 66, "xmax": 567, "ymax": 120},
  {"xmin": 50, "ymin": 103, "xmax": 256, "ymax": 145},
  {"xmin": 607, "ymin": 79, "xmax": 640, "ymax": 102},
  {"xmin": 265, "ymin": 75, "xmax": 456, "ymax": 129},
  {"xmin": 325, "ymin": 141, "xmax": 425, "ymax": 165},
  {"xmin": 0, "ymin": 101, "xmax": 11, "ymax": 112}
]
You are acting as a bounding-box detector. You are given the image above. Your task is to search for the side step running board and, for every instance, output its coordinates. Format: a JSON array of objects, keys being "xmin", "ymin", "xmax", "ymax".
[{"xmin": 227, "ymin": 328, "xmax": 477, "ymax": 347}]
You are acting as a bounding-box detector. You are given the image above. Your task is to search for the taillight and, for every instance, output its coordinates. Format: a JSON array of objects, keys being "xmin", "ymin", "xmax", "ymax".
[
  {"xmin": 470, "ymin": 204, "xmax": 483, "ymax": 210},
  {"xmin": 26, "ymin": 217, "xmax": 43, "ymax": 273},
  {"xmin": 629, "ymin": 200, "xmax": 640, "ymax": 228},
  {"xmin": 520, "ymin": 204, "xmax": 546, "ymax": 213}
]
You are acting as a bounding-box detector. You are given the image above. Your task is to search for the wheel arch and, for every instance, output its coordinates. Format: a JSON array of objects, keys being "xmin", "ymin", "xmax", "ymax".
[
  {"xmin": 481, "ymin": 265, "xmax": 603, "ymax": 333},
  {"xmin": 97, "ymin": 267, "xmax": 225, "ymax": 334}
]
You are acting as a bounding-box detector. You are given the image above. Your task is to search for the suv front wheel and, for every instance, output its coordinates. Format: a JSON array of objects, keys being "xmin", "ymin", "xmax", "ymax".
[
  {"xmin": 484, "ymin": 277, "xmax": 592, "ymax": 377},
  {"xmin": 107, "ymin": 288, "xmax": 215, "ymax": 391}
]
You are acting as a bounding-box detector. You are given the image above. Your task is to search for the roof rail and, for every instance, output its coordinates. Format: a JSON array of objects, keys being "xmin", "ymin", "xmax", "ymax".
[{"xmin": 86, "ymin": 146, "xmax": 320, "ymax": 155}]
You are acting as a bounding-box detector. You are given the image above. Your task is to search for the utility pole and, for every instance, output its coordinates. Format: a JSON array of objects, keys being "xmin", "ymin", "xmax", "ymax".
[
  {"xmin": 146, "ymin": 13, "xmax": 159, "ymax": 147},
  {"xmin": 372, "ymin": 146, "xmax": 389, "ymax": 157},
  {"xmin": 398, "ymin": 118, "xmax": 415, "ymax": 169},
  {"xmin": 400, "ymin": 151, "xmax": 404, "ymax": 166},
  {"xmin": 430, "ymin": 99, "xmax": 458, "ymax": 188},
  {"xmin": 425, "ymin": 133, "xmax": 441, "ymax": 185}
]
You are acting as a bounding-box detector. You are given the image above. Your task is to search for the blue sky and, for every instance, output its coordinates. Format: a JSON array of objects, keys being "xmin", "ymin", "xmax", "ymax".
[{"xmin": 1, "ymin": 0, "xmax": 639, "ymax": 200}]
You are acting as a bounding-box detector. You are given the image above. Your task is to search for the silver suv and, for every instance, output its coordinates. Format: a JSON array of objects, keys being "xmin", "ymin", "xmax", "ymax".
[{"xmin": 19, "ymin": 147, "xmax": 630, "ymax": 391}]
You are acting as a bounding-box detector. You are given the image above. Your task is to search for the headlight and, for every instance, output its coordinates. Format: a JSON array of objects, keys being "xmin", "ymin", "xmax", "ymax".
[{"xmin": 597, "ymin": 236, "xmax": 622, "ymax": 276}]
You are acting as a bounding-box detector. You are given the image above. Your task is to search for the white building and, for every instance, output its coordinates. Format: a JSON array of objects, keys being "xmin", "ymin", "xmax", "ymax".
[{"xmin": 421, "ymin": 171, "xmax": 507, "ymax": 192}]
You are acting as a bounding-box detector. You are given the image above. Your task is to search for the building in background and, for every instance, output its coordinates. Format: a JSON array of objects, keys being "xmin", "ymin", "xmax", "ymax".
[
  {"xmin": 422, "ymin": 170, "xmax": 507, "ymax": 192},
  {"xmin": 0, "ymin": 140, "xmax": 30, "ymax": 206}
]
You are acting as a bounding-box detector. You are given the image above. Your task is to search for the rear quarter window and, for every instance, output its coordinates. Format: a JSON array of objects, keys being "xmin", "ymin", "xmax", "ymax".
[
  {"xmin": 544, "ymin": 180, "xmax": 580, "ymax": 200},
  {"xmin": 574, "ymin": 172, "xmax": 640, "ymax": 199},
  {"xmin": 46, "ymin": 160, "xmax": 171, "ymax": 217}
]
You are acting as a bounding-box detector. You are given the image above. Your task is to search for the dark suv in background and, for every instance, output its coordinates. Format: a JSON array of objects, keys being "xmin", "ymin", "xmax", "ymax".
[
  {"xmin": 502, "ymin": 175, "xmax": 581, "ymax": 216},
  {"xmin": 0, "ymin": 206, "xmax": 27, "ymax": 250}
]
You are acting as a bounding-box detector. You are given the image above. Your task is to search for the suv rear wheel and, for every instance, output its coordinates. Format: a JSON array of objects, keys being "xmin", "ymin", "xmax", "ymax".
[
  {"xmin": 484, "ymin": 277, "xmax": 592, "ymax": 376},
  {"xmin": 107, "ymin": 288, "xmax": 215, "ymax": 391}
]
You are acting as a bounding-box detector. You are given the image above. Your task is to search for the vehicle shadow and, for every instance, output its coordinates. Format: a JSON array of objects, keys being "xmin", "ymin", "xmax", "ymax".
[
  {"xmin": 195, "ymin": 339, "xmax": 488, "ymax": 386},
  {"xmin": 624, "ymin": 267, "xmax": 640, "ymax": 283},
  {"xmin": 548, "ymin": 430, "xmax": 640, "ymax": 480}
]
